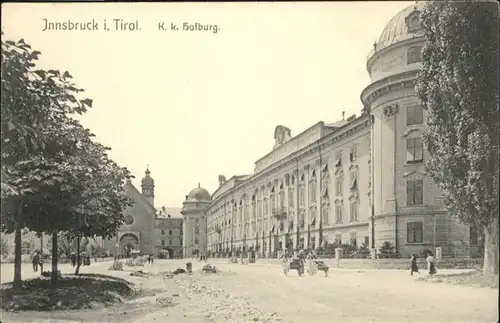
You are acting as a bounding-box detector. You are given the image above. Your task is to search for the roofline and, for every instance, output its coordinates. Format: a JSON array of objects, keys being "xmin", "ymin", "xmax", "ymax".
[
  {"xmin": 254, "ymin": 121, "xmax": 325, "ymax": 165},
  {"xmin": 206, "ymin": 115, "xmax": 369, "ymax": 207}
]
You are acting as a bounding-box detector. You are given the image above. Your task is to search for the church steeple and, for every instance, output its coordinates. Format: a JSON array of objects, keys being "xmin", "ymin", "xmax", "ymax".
[{"xmin": 141, "ymin": 165, "xmax": 155, "ymax": 206}]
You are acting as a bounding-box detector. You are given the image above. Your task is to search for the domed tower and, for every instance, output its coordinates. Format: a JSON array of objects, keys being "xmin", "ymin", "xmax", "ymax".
[
  {"xmin": 141, "ymin": 166, "xmax": 155, "ymax": 206},
  {"xmin": 181, "ymin": 184, "xmax": 212, "ymax": 258},
  {"xmin": 361, "ymin": 3, "xmax": 443, "ymax": 255}
]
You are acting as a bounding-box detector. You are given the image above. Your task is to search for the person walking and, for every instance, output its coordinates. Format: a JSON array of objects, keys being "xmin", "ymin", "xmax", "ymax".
[
  {"xmin": 70, "ymin": 253, "xmax": 76, "ymax": 267},
  {"xmin": 410, "ymin": 253, "xmax": 419, "ymax": 276},
  {"xmin": 426, "ymin": 252, "xmax": 437, "ymax": 275},
  {"xmin": 32, "ymin": 252, "xmax": 40, "ymax": 272}
]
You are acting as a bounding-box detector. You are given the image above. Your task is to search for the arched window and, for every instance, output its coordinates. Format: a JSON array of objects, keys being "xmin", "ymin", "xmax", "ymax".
[{"xmin": 407, "ymin": 46, "xmax": 422, "ymax": 64}]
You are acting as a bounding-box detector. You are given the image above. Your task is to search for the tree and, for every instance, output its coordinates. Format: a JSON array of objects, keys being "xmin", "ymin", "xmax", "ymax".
[
  {"xmin": 416, "ymin": 1, "xmax": 499, "ymax": 276},
  {"xmin": 1, "ymin": 36, "xmax": 132, "ymax": 286},
  {"xmin": 1, "ymin": 35, "xmax": 92, "ymax": 288}
]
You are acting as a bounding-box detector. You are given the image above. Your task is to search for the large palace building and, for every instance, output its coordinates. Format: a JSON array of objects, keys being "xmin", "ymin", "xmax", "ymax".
[{"xmin": 200, "ymin": 3, "xmax": 481, "ymax": 259}]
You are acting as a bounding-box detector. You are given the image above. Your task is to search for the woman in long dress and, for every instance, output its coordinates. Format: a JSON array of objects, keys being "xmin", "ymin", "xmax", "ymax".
[
  {"xmin": 426, "ymin": 252, "xmax": 437, "ymax": 275},
  {"xmin": 410, "ymin": 253, "xmax": 419, "ymax": 276}
]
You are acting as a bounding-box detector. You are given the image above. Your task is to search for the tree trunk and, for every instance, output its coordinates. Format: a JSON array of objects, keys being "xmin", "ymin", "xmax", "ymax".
[
  {"xmin": 51, "ymin": 231, "xmax": 59, "ymax": 285},
  {"xmin": 13, "ymin": 227, "xmax": 22, "ymax": 290},
  {"xmin": 75, "ymin": 235, "xmax": 81, "ymax": 275},
  {"xmin": 483, "ymin": 217, "xmax": 499, "ymax": 277}
]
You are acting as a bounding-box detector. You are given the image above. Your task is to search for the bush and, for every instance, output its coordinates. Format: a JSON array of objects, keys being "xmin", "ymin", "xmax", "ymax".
[{"xmin": 378, "ymin": 241, "xmax": 401, "ymax": 259}]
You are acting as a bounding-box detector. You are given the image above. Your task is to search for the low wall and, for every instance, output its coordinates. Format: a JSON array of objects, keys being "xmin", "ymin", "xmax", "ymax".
[{"xmin": 259, "ymin": 257, "xmax": 483, "ymax": 270}]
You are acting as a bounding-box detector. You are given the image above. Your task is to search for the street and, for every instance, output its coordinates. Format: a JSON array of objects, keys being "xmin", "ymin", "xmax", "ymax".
[{"xmin": 1, "ymin": 259, "xmax": 498, "ymax": 323}]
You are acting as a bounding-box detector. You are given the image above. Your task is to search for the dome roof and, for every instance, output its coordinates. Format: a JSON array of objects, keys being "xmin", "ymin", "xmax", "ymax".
[
  {"xmin": 368, "ymin": 3, "xmax": 426, "ymax": 61},
  {"xmin": 186, "ymin": 186, "xmax": 211, "ymax": 202}
]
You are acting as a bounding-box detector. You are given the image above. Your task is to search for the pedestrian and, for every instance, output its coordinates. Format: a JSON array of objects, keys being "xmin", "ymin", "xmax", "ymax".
[
  {"xmin": 426, "ymin": 252, "xmax": 437, "ymax": 275},
  {"xmin": 32, "ymin": 252, "xmax": 40, "ymax": 272},
  {"xmin": 86, "ymin": 254, "xmax": 91, "ymax": 266},
  {"xmin": 410, "ymin": 253, "xmax": 419, "ymax": 276},
  {"xmin": 70, "ymin": 253, "xmax": 76, "ymax": 267}
]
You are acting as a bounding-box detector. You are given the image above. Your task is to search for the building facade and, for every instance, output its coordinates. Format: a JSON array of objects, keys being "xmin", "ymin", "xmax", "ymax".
[
  {"xmin": 200, "ymin": 3, "xmax": 481, "ymax": 259},
  {"xmin": 181, "ymin": 185, "xmax": 211, "ymax": 258},
  {"xmin": 155, "ymin": 207, "xmax": 183, "ymax": 258},
  {"xmin": 104, "ymin": 168, "xmax": 184, "ymax": 257}
]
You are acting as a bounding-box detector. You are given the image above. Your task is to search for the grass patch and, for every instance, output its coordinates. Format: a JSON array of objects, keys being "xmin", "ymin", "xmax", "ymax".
[
  {"xmin": 417, "ymin": 271, "xmax": 499, "ymax": 288},
  {"xmin": 1, "ymin": 274, "xmax": 138, "ymax": 312}
]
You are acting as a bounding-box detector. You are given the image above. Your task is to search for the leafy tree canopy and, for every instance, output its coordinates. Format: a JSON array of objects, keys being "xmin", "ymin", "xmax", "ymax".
[{"xmin": 416, "ymin": 0, "xmax": 499, "ymax": 275}]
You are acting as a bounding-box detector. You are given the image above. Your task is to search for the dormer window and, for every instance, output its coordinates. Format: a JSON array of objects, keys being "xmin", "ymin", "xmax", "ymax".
[
  {"xmin": 409, "ymin": 15, "xmax": 419, "ymax": 29},
  {"xmin": 405, "ymin": 9, "xmax": 423, "ymax": 33}
]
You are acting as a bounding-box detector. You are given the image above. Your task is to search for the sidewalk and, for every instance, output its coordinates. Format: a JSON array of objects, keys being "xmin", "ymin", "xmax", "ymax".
[{"xmin": 205, "ymin": 257, "xmax": 477, "ymax": 277}]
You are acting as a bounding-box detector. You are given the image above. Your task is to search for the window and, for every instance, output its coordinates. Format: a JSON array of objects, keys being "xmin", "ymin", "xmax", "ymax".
[
  {"xmin": 309, "ymin": 181, "xmax": 316, "ymax": 203},
  {"xmin": 161, "ymin": 229, "xmax": 165, "ymax": 235},
  {"xmin": 407, "ymin": 46, "xmax": 422, "ymax": 64},
  {"xmin": 350, "ymin": 232, "xmax": 357, "ymax": 246},
  {"xmin": 299, "ymin": 185, "xmax": 305, "ymax": 205},
  {"xmin": 310, "ymin": 208, "xmax": 317, "ymax": 227},
  {"xmin": 334, "ymin": 152, "xmax": 342, "ymax": 167},
  {"xmin": 407, "ymin": 106, "xmax": 423, "ymax": 126},
  {"xmin": 406, "ymin": 180, "xmax": 424, "ymax": 206},
  {"xmin": 349, "ymin": 147, "xmax": 357, "ymax": 162},
  {"xmin": 264, "ymin": 198, "xmax": 268, "ymax": 215},
  {"xmin": 335, "ymin": 177, "xmax": 343, "ymax": 196},
  {"xmin": 161, "ymin": 240, "xmax": 165, "ymax": 246},
  {"xmin": 349, "ymin": 170, "xmax": 358, "ymax": 191},
  {"xmin": 194, "ymin": 238, "xmax": 199, "ymax": 245},
  {"xmin": 299, "ymin": 213, "xmax": 305, "ymax": 228},
  {"xmin": 407, "ymin": 222, "xmax": 423, "ymax": 243},
  {"xmin": 349, "ymin": 201, "xmax": 358, "ymax": 222},
  {"xmin": 168, "ymin": 239, "xmax": 172, "ymax": 245},
  {"xmin": 470, "ymin": 227, "xmax": 478, "ymax": 245},
  {"xmin": 322, "ymin": 206, "xmax": 329, "ymax": 225},
  {"xmin": 288, "ymin": 189, "xmax": 294, "ymax": 208},
  {"xmin": 364, "ymin": 236, "xmax": 369, "ymax": 247},
  {"xmin": 335, "ymin": 205, "xmax": 343, "ymax": 223},
  {"xmin": 168, "ymin": 230, "xmax": 172, "ymax": 235},
  {"xmin": 195, "ymin": 218, "xmax": 199, "ymax": 224},
  {"xmin": 406, "ymin": 137, "xmax": 423, "ymax": 163},
  {"xmin": 195, "ymin": 227, "xmax": 200, "ymax": 234},
  {"xmin": 279, "ymin": 189, "xmax": 285, "ymax": 208}
]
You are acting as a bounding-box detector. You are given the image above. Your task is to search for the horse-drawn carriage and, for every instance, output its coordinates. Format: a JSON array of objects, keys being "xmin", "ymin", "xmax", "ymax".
[
  {"xmin": 282, "ymin": 257, "xmax": 305, "ymax": 276},
  {"xmin": 282, "ymin": 253, "xmax": 329, "ymax": 277}
]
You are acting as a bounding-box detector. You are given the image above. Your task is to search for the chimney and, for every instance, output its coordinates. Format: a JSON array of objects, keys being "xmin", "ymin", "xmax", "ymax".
[
  {"xmin": 185, "ymin": 195, "xmax": 188, "ymax": 200},
  {"xmin": 342, "ymin": 111, "xmax": 345, "ymax": 120},
  {"xmin": 168, "ymin": 214, "xmax": 171, "ymax": 218}
]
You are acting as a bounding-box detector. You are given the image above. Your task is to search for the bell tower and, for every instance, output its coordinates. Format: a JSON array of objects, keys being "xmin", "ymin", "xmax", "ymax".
[{"xmin": 141, "ymin": 165, "xmax": 155, "ymax": 206}]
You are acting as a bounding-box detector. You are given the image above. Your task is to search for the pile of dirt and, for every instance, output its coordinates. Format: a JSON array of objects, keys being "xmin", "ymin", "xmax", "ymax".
[
  {"xmin": 1, "ymin": 274, "xmax": 137, "ymax": 312},
  {"xmin": 130, "ymin": 270, "xmax": 151, "ymax": 278}
]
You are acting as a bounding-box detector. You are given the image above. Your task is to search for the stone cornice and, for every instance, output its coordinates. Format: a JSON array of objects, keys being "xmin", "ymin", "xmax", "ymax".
[
  {"xmin": 361, "ymin": 70, "xmax": 419, "ymax": 107},
  {"xmin": 208, "ymin": 116, "xmax": 371, "ymax": 207},
  {"xmin": 366, "ymin": 36, "xmax": 425, "ymax": 74}
]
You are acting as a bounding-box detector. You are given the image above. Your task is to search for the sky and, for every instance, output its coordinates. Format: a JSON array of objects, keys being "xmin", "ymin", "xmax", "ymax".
[{"xmin": 2, "ymin": 1, "xmax": 415, "ymax": 208}]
